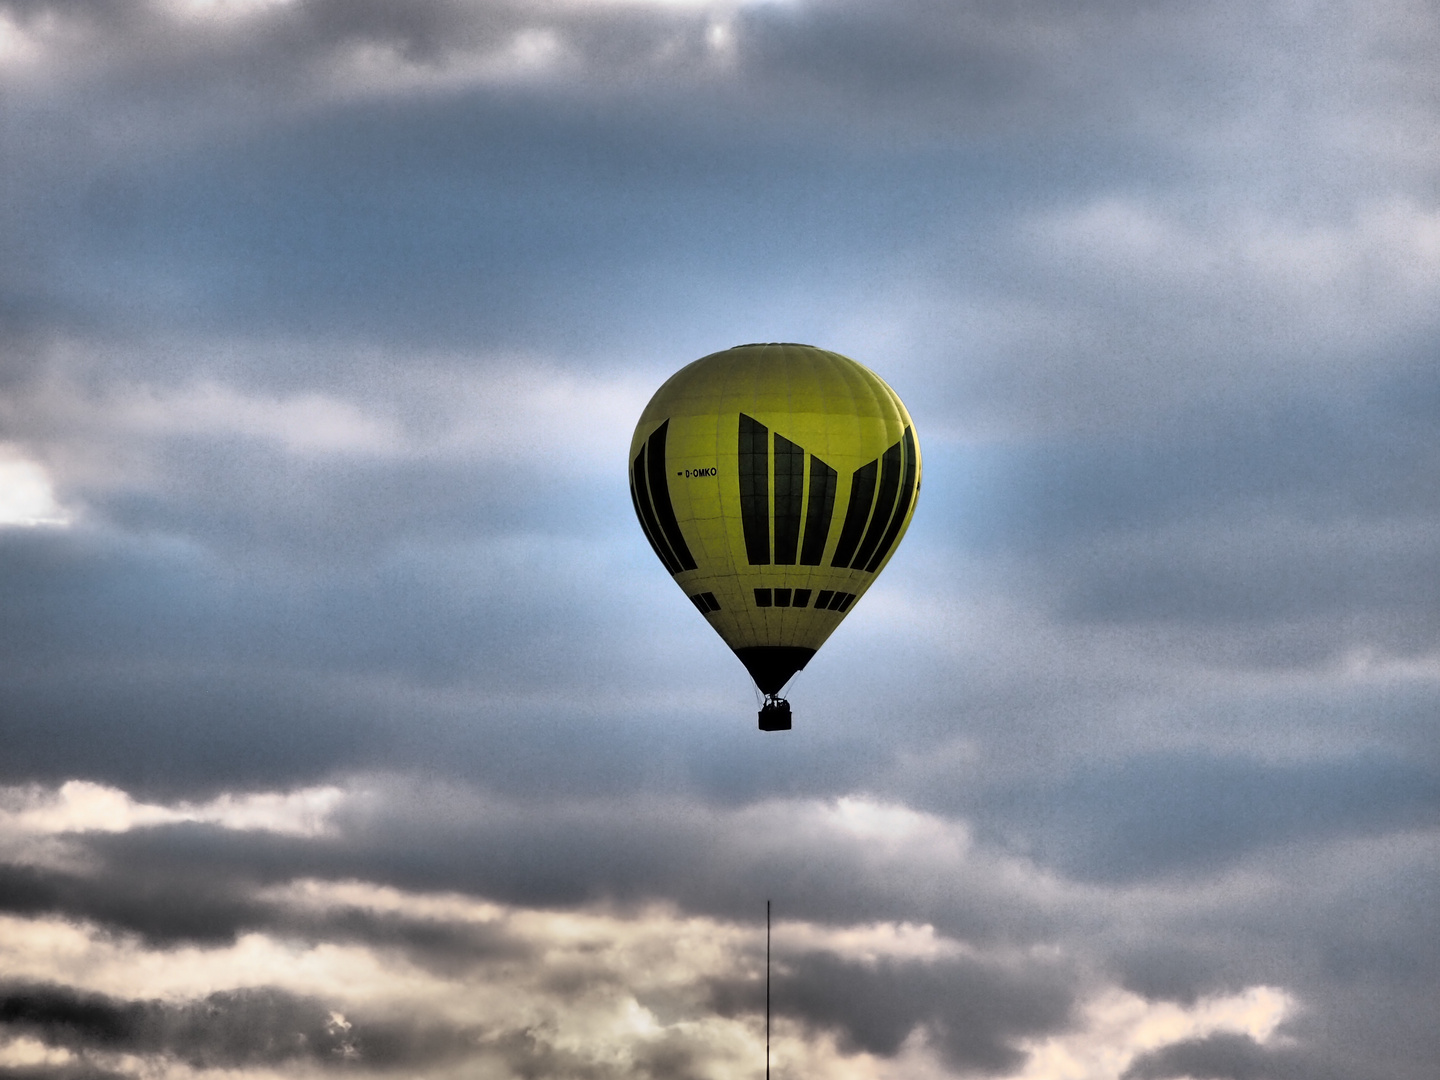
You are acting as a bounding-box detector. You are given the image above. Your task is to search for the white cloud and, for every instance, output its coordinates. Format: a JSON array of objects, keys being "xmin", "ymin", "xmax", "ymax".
[
  {"xmin": 325, "ymin": 25, "xmax": 579, "ymax": 101},
  {"xmin": 1026, "ymin": 195, "xmax": 1440, "ymax": 352},
  {"xmin": 0, "ymin": 10, "xmax": 45, "ymax": 70},
  {"xmin": 14, "ymin": 350, "xmax": 653, "ymax": 480},
  {"xmin": 111, "ymin": 381, "xmax": 403, "ymax": 456},
  {"xmin": 1014, "ymin": 985, "xmax": 1293, "ymax": 1080},
  {"xmin": 422, "ymin": 363, "xmax": 653, "ymax": 470},
  {"xmin": 779, "ymin": 919, "xmax": 971, "ymax": 966},
  {"xmin": 0, "ymin": 884, "xmax": 1297, "ymax": 1080},
  {"xmin": 0, "ymin": 1034, "xmax": 76, "ymax": 1071},
  {"xmin": 163, "ymin": 0, "xmax": 300, "ymax": 23},
  {"xmin": 0, "ymin": 779, "xmax": 345, "ymax": 838},
  {"xmin": 0, "ymin": 444, "xmax": 71, "ymax": 527},
  {"xmin": 9, "ymin": 776, "xmax": 1425, "ymax": 1078}
]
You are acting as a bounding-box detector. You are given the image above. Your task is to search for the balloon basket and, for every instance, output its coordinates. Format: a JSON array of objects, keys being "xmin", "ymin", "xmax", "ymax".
[{"xmin": 758, "ymin": 697, "xmax": 792, "ymax": 731}]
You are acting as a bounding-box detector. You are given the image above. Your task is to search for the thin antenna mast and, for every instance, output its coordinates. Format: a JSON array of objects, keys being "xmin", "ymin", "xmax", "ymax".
[{"xmin": 766, "ymin": 899, "xmax": 771, "ymax": 1080}]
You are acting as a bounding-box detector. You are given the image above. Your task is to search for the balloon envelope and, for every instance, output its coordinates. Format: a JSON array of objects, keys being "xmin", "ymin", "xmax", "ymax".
[{"xmin": 629, "ymin": 343, "xmax": 921, "ymax": 695}]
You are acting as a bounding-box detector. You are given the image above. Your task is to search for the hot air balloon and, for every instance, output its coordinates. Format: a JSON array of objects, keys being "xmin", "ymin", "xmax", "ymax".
[{"xmin": 629, "ymin": 343, "xmax": 921, "ymax": 730}]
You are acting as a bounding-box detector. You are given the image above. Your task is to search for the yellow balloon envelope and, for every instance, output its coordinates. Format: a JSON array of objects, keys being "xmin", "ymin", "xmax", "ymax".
[{"xmin": 629, "ymin": 344, "xmax": 921, "ymax": 724}]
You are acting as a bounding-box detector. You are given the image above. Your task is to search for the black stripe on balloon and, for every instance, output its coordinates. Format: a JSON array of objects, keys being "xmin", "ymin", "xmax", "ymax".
[
  {"xmin": 630, "ymin": 475, "xmax": 670, "ymax": 573},
  {"xmin": 850, "ymin": 438, "xmax": 903, "ymax": 571},
  {"xmin": 646, "ymin": 420, "xmax": 697, "ymax": 572},
  {"xmin": 633, "ymin": 448, "xmax": 681, "ymax": 575},
  {"xmin": 830, "ymin": 458, "xmax": 877, "ymax": 568},
  {"xmin": 773, "ymin": 432, "xmax": 804, "ymax": 564},
  {"xmin": 800, "ymin": 455, "xmax": 837, "ymax": 565},
  {"xmin": 739, "ymin": 414, "xmax": 770, "ymax": 565},
  {"xmin": 865, "ymin": 426, "xmax": 918, "ymax": 572}
]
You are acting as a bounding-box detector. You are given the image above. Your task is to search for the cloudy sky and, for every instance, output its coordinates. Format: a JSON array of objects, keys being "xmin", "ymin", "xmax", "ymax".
[{"xmin": 1, "ymin": 1, "xmax": 1437, "ymax": 1078}]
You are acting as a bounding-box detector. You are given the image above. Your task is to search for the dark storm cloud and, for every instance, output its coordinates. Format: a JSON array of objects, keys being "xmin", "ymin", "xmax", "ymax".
[{"xmin": 0, "ymin": 980, "xmax": 481, "ymax": 1071}]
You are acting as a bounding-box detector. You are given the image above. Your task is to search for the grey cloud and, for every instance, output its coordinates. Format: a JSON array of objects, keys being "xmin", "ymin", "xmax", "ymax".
[
  {"xmin": 3, "ymin": 0, "xmax": 1432, "ymax": 453},
  {"xmin": 0, "ymin": 859, "xmax": 269, "ymax": 945},
  {"xmin": 713, "ymin": 950, "xmax": 1077, "ymax": 1073},
  {"xmin": 2, "ymin": 0, "xmax": 1437, "ymax": 1076},
  {"xmin": 4, "ymin": 97, "xmax": 983, "ymax": 357},
  {"xmin": 0, "ymin": 981, "xmax": 481, "ymax": 1071},
  {"xmin": 1108, "ymin": 942, "xmax": 1225, "ymax": 1006},
  {"xmin": 485, "ymin": 1026, "xmax": 632, "ymax": 1080},
  {"xmin": 9, "ymin": 0, "xmax": 1428, "ymax": 146},
  {"xmin": 0, "ymin": 785, "xmax": 1435, "ymax": 1078},
  {"xmin": 1, "ymin": 0, "xmax": 524, "ymax": 83},
  {"xmin": 75, "ymin": 441, "xmax": 617, "ymax": 564},
  {"xmin": 972, "ymin": 753, "xmax": 1440, "ymax": 883},
  {"xmin": 0, "ymin": 1066, "xmax": 130, "ymax": 1080},
  {"xmin": 5, "ymin": 0, "xmax": 1425, "ymax": 338},
  {"xmin": 8, "ymin": 788, "xmax": 1024, "ymax": 947},
  {"xmin": 931, "ymin": 361, "xmax": 1440, "ymax": 672},
  {"xmin": 0, "ymin": 827, "xmax": 526, "ymax": 967},
  {"xmin": 627, "ymin": 1033, "xmax": 716, "ymax": 1080},
  {"xmin": 952, "ymin": 376, "xmax": 1440, "ymax": 555},
  {"xmin": 4, "ymin": 757, "xmax": 1424, "ymax": 953},
  {"xmin": 0, "ymin": 512, "xmax": 753, "ymax": 797},
  {"xmin": 1122, "ymin": 1032, "xmax": 1339, "ymax": 1080},
  {"xmin": 5, "ymin": 358, "xmax": 1435, "ymax": 801},
  {"xmin": 2, "ymin": 494, "xmax": 1434, "ymax": 876}
]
